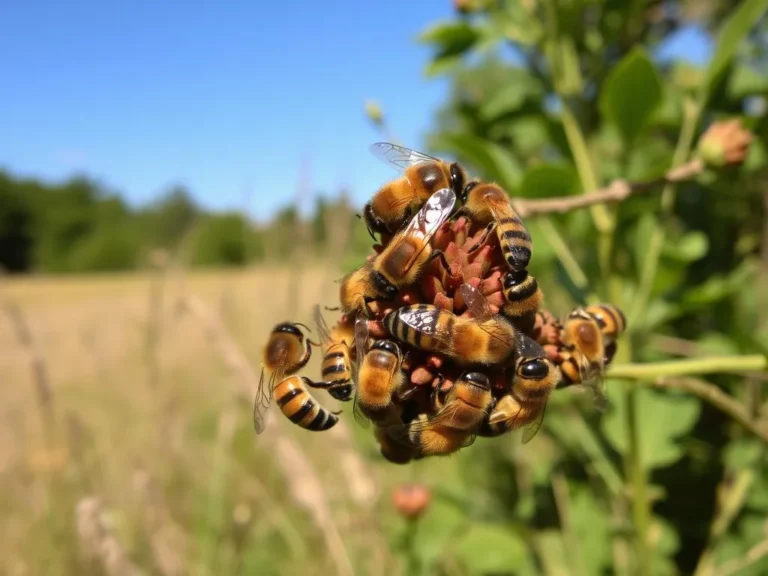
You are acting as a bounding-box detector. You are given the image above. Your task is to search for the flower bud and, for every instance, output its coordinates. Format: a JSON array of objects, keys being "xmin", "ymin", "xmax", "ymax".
[
  {"xmin": 697, "ymin": 119, "xmax": 753, "ymax": 168},
  {"xmin": 391, "ymin": 483, "xmax": 431, "ymax": 520}
]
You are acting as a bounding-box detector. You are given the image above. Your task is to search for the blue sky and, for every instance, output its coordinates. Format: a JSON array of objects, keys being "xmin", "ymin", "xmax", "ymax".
[{"xmin": 0, "ymin": 2, "xmax": 711, "ymax": 222}]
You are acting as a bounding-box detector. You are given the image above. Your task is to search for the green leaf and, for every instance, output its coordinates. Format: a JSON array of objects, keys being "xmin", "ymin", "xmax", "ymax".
[
  {"xmin": 428, "ymin": 133, "xmax": 523, "ymax": 189},
  {"xmin": 412, "ymin": 499, "xmax": 466, "ymax": 569},
  {"xmin": 568, "ymin": 488, "xmax": 613, "ymax": 575},
  {"xmin": 454, "ymin": 523, "xmax": 529, "ymax": 575},
  {"xmin": 705, "ymin": 0, "xmax": 768, "ymax": 95},
  {"xmin": 480, "ymin": 74, "xmax": 542, "ymax": 121},
  {"xmin": 728, "ymin": 64, "xmax": 768, "ymax": 99},
  {"xmin": 681, "ymin": 261, "xmax": 755, "ymax": 307},
  {"xmin": 420, "ymin": 21, "xmax": 482, "ymax": 77},
  {"xmin": 600, "ymin": 48, "xmax": 662, "ymax": 144},
  {"xmin": 602, "ymin": 384, "xmax": 701, "ymax": 469},
  {"xmin": 662, "ymin": 231, "xmax": 709, "ymax": 263},
  {"xmin": 520, "ymin": 164, "xmax": 579, "ymax": 199}
]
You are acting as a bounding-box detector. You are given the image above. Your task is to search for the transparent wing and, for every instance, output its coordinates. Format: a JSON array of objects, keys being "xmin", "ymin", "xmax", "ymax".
[
  {"xmin": 313, "ymin": 304, "xmax": 333, "ymax": 354},
  {"xmin": 458, "ymin": 282, "xmax": 495, "ymax": 322},
  {"xmin": 396, "ymin": 306, "xmax": 455, "ymax": 350},
  {"xmin": 521, "ymin": 400, "xmax": 547, "ymax": 444},
  {"xmin": 352, "ymin": 312, "xmax": 371, "ymax": 429},
  {"xmin": 370, "ymin": 142, "xmax": 440, "ymax": 172},
  {"xmin": 391, "ymin": 188, "xmax": 457, "ymax": 273},
  {"xmin": 407, "ymin": 401, "xmax": 463, "ymax": 433},
  {"xmin": 253, "ymin": 354, "xmax": 285, "ymax": 434}
]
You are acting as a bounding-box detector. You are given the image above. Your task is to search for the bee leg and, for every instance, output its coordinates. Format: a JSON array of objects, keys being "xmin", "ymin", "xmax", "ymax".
[
  {"xmin": 324, "ymin": 306, "xmax": 341, "ymax": 312},
  {"xmin": 396, "ymin": 384, "xmax": 419, "ymax": 403},
  {"xmin": 427, "ymin": 249, "xmax": 451, "ymax": 271},
  {"xmin": 363, "ymin": 296, "xmax": 387, "ymax": 317},
  {"xmin": 466, "ymin": 221, "xmax": 496, "ymax": 254}
]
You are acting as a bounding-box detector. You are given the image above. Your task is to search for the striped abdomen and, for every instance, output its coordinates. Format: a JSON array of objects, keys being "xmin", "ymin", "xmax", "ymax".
[
  {"xmin": 383, "ymin": 305, "xmax": 454, "ymax": 355},
  {"xmin": 585, "ymin": 304, "xmax": 627, "ymax": 342},
  {"xmin": 556, "ymin": 350, "xmax": 584, "ymax": 388},
  {"xmin": 321, "ymin": 344, "xmax": 354, "ymax": 401},
  {"xmin": 501, "ymin": 270, "xmax": 542, "ymax": 333},
  {"xmin": 479, "ymin": 395, "xmax": 540, "ymax": 437},
  {"xmin": 495, "ymin": 211, "xmax": 532, "ymax": 273},
  {"xmin": 274, "ymin": 376, "xmax": 338, "ymax": 431}
]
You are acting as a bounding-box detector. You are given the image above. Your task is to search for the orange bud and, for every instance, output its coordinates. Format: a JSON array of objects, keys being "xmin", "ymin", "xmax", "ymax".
[
  {"xmin": 697, "ymin": 119, "xmax": 753, "ymax": 168},
  {"xmin": 391, "ymin": 484, "xmax": 431, "ymax": 520}
]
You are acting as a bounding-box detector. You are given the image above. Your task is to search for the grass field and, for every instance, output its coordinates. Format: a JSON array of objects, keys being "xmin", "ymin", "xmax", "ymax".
[{"xmin": 1, "ymin": 265, "xmax": 495, "ymax": 576}]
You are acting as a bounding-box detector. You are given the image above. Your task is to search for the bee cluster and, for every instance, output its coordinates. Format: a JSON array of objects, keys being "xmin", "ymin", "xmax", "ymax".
[{"xmin": 255, "ymin": 143, "xmax": 626, "ymax": 464}]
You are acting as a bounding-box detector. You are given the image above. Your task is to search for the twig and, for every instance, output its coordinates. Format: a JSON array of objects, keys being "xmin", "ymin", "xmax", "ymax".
[
  {"xmin": 76, "ymin": 497, "xmax": 145, "ymax": 576},
  {"xmin": 639, "ymin": 377, "xmax": 768, "ymax": 444},
  {"xmin": 2, "ymin": 298, "xmax": 55, "ymax": 441},
  {"xmin": 513, "ymin": 158, "xmax": 704, "ymax": 219},
  {"xmin": 608, "ymin": 355, "xmax": 768, "ymax": 379},
  {"xmin": 176, "ymin": 293, "xmax": 355, "ymax": 576},
  {"xmin": 714, "ymin": 532, "xmax": 768, "ymax": 576}
]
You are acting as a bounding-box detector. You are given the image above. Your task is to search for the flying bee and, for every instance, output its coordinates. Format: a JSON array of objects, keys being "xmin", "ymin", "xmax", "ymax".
[
  {"xmin": 557, "ymin": 308, "xmax": 608, "ymax": 411},
  {"xmin": 270, "ymin": 376, "xmax": 340, "ymax": 432},
  {"xmin": 458, "ymin": 181, "xmax": 532, "ymax": 273},
  {"xmin": 364, "ymin": 142, "xmax": 467, "ymax": 237},
  {"xmin": 501, "ymin": 270, "xmax": 543, "ymax": 333},
  {"xmin": 352, "ymin": 313, "xmax": 407, "ymax": 429},
  {"xmin": 408, "ymin": 371, "xmax": 494, "ymax": 457},
  {"xmin": 339, "ymin": 188, "xmax": 456, "ymax": 316},
  {"xmin": 313, "ymin": 305, "xmax": 355, "ymax": 402},
  {"xmin": 254, "ymin": 321, "xmax": 319, "ymax": 433},
  {"xmin": 383, "ymin": 283, "xmax": 520, "ymax": 366},
  {"xmin": 584, "ymin": 304, "xmax": 627, "ymax": 343},
  {"xmin": 479, "ymin": 335, "xmax": 559, "ymax": 443}
]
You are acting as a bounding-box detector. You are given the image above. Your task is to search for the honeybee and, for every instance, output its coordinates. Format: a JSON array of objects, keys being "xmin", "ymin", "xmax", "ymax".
[
  {"xmin": 364, "ymin": 142, "xmax": 467, "ymax": 237},
  {"xmin": 479, "ymin": 335, "xmax": 559, "ymax": 443},
  {"xmin": 340, "ymin": 188, "xmax": 457, "ymax": 315},
  {"xmin": 382, "ymin": 283, "xmax": 519, "ymax": 366},
  {"xmin": 584, "ymin": 304, "xmax": 626, "ymax": 343},
  {"xmin": 270, "ymin": 376, "xmax": 340, "ymax": 432},
  {"xmin": 501, "ymin": 270, "xmax": 543, "ymax": 333},
  {"xmin": 253, "ymin": 322, "xmax": 320, "ymax": 433},
  {"xmin": 313, "ymin": 305, "xmax": 355, "ymax": 402},
  {"xmin": 408, "ymin": 371, "xmax": 494, "ymax": 457},
  {"xmin": 353, "ymin": 313, "xmax": 406, "ymax": 429},
  {"xmin": 459, "ymin": 181, "xmax": 532, "ymax": 273},
  {"xmin": 557, "ymin": 308, "xmax": 608, "ymax": 411}
]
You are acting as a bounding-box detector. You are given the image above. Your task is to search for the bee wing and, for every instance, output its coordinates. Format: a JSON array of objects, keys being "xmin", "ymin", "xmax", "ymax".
[
  {"xmin": 521, "ymin": 400, "xmax": 547, "ymax": 445},
  {"xmin": 352, "ymin": 313, "xmax": 371, "ymax": 429},
  {"xmin": 253, "ymin": 352, "xmax": 286, "ymax": 434},
  {"xmin": 396, "ymin": 306, "xmax": 456, "ymax": 350},
  {"xmin": 481, "ymin": 189, "xmax": 518, "ymax": 221},
  {"xmin": 458, "ymin": 282, "xmax": 495, "ymax": 322},
  {"xmin": 313, "ymin": 304, "xmax": 333, "ymax": 353},
  {"xmin": 407, "ymin": 401, "xmax": 463, "ymax": 433},
  {"xmin": 370, "ymin": 142, "xmax": 440, "ymax": 172},
  {"xmin": 397, "ymin": 188, "xmax": 457, "ymax": 273}
]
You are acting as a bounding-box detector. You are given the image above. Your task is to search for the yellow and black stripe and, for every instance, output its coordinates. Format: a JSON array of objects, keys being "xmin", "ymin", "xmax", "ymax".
[
  {"xmin": 501, "ymin": 270, "xmax": 542, "ymax": 333},
  {"xmin": 585, "ymin": 304, "xmax": 626, "ymax": 342},
  {"xmin": 274, "ymin": 375, "xmax": 338, "ymax": 431},
  {"xmin": 320, "ymin": 348, "xmax": 354, "ymax": 401}
]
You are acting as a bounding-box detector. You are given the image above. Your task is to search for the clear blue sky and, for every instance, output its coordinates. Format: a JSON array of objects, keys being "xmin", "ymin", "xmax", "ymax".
[{"xmin": 0, "ymin": 2, "xmax": 711, "ymax": 222}]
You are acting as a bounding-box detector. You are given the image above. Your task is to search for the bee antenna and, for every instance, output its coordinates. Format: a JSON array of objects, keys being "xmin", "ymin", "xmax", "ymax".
[
  {"xmin": 294, "ymin": 322, "xmax": 312, "ymax": 333},
  {"xmin": 355, "ymin": 213, "xmax": 362, "ymax": 220}
]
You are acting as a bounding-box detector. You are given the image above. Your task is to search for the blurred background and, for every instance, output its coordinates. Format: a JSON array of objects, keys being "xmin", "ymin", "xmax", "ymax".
[{"xmin": 2, "ymin": 1, "xmax": 768, "ymax": 575}]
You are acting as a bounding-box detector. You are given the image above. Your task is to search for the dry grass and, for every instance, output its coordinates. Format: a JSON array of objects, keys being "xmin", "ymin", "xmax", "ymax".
[{"xmin": 0, "ymin": 265, "xmax": 422, "ymax": 576}]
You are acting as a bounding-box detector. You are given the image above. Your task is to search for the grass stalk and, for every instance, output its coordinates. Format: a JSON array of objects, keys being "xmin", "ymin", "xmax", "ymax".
[{"xmin": 609, "ymin": 355, "xmax": 768, "ymax": 379}]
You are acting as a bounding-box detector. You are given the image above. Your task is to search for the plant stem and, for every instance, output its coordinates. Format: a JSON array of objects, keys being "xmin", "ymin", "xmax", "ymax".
[
  {"xmin": 625, "ymin": 382, "xmax": 650, "ymax": 576},
  {"xmin": 404, "ymin": 519, "xmax": 420, "ymax": 576},
  {"xmin": 608, "ymin": 355, "xmax": 768, "ymax": 379},
  {"xmin": 537, "ymin": 217, "xmax": 595, "ymax": 301}
]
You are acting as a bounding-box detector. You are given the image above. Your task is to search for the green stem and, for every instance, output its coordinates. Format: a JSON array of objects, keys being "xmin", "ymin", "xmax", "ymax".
[
  {"xmin": 629, "ymin": 99, "xmax": 701, "ymax": 324},
  {"xmin": 626, "ymin": 382, "xmax": 650, "ymax": 576},
  {"xmin": 537, "ymin": 217, "xmax": 595, "ymax": 301},
  {"xmin": 608, "ymin": 355, "xmax": 768, "ymax": 379},
  {"xmin": 404, "ymin": 519, "xmax": 420, "ymax": 576}
]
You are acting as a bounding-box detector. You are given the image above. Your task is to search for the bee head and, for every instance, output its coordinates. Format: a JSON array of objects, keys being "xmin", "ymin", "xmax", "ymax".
[
  {"xmin": 372, "ymin": 339, "xmax": 400, "ymax": 356},
  {"xmin": 518, "ymin": 358, "xmax": 550, "ymax": 380},
  {"xmin": 371, "ymin": 270, "xmax": 399, "ymax": 299},
  {"xmin": 449, "ymin": 163, "xmax": 465, "ymax": 195},
  {"xmin": 274, "ymin": 322, "xmax": 304, "ymax": 340}
]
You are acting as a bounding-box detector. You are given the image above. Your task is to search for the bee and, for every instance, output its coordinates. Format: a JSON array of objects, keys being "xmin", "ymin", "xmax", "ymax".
[
  {"xmin": 557, "ymin": 308, "xmax": 609, "ymax": 411},
  {"xmin": 340, "ymin": 188, "xmax": 457, "ymax": 316},
  {"xmin": 253, "ymin": 322, "xmax": 321, "ymax": 433},
  {"xmin": 408, "ymin": 371, "xmax": 494, "ymax": 457},
  {"xmin": 270, "ymin": 375, "xmax": 340, "ymax": 432},
  {"xmin": 364, "ymin": 142, "xmax": 467, "ymax": 237},
  {"xmin": 382, "ymin": 283, "xmax": 519, "ymax": 366},
  {"xmin": 353, "ymin": 313, "xmax": 406, "ymax": 429},
  {"xmin": 584, "ymin": 304, "xmax": 627, "ymax": 343},
  {"xmin": 313, "ymin": 305, "xmax": 355, "ymax": 402},
  {"xmin": 479, "ymin": 335, "xmax": 559, "ymax": 443},
  {"xmin": 501, "ymin": 270, "xmax": 543, "ymax": 333},
  {"xmin": 459, "ymin": 181, "xmax": 532, "ymax": 273}
]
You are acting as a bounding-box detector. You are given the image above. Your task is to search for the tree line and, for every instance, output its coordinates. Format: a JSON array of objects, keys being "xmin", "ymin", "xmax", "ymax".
[{"xmin": 0, "ymin": 169, "xmax": 373, "ymax": 274}]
